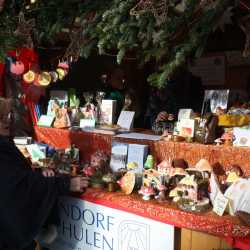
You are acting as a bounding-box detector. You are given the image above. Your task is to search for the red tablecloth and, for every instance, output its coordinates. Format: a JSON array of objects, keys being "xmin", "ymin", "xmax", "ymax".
[
  {"xmin": 81, "ymin": 189, "xmax": 250, "ymax": 250},
  {"xmin": 35, "ymin": 126, "xmax": 250, "ymax": 176},
  {"xmin": 34, "ymin": 126, "xmax": 112, "ymax": 162},
  {"xmin": 34, "ymin": 126, "xmax": 250, "ymax": 249}
]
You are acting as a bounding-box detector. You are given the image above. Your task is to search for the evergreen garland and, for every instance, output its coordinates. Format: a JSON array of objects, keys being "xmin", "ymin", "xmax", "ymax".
[{"xmin": 0, "ymin": 0, "xmax": 235, "ymax": 88}]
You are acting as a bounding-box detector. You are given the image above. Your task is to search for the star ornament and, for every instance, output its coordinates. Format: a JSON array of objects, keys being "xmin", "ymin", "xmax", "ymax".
[
  {"xmin": 130, "ymin": 0, "xmax": 170, "ymax": 25},
  {"xmin": 14, "ymin": 12, "xmax": 35, "ymax": 48},
  {"xmin": 14, "ymin": 12, "xmax": 35, "ymax": 36},
  {"xmin": 64, "ymin": 26, "xmax": 85, "ymax": 61}
]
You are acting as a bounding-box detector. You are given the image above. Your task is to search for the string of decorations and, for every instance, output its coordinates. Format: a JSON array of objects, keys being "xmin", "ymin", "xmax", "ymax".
[{"xmin": 0, "ymin": 0, "xmax": 248, "ymax": 88}]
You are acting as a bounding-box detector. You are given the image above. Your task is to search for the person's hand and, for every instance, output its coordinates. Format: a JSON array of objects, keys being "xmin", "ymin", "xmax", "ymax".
[
  {"xmin": 156, "ymin": 111, "xmax": 168, "ymax": 122},
  {"xmin": 42, "ymin": 168, "xmax": 55, "ymax": 177},
  {"xmin": 70, "ymin": 176, "xmax": 89, "ymax": 192}
]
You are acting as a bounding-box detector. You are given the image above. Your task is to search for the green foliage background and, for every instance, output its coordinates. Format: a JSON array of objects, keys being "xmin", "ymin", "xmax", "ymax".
[{"xmin": 0, "ymin": 0, "xmax": 234, "ymax": 87}]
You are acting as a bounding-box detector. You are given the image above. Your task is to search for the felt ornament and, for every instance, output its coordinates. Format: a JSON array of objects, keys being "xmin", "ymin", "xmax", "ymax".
[
  {"xmin": 23, "ymin": 69, "xmax": 36, "ymax": 83},
  {"xmin": 10, "ymin": 61, "xmax": 25, "ymax": 75},
  {"xmin": 37, "ymin": 71, "xmax": 52, "ymax": 86},
  {"xmin": 56, "ymin": 68, "xmax": 66, "ymax": 80},
  {"xmin": 58, "ymin": 61, "xmax": 69, "ymax": 71},
  {"xmin": 64, "ymin": 25, "xmax": 85, "ymax": 60}
]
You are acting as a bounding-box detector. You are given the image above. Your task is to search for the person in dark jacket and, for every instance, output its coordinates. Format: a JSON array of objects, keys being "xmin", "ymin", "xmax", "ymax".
[
  {"xmin": 0, "ymin": 97, "xmax": 88, "ymax": 250},
  {"xmin": 145, "ymin": 66, "xmax": 204, "ymax": 128}
]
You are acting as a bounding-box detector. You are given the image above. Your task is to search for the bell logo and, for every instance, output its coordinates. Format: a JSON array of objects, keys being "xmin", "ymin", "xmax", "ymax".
[{"xmin": 118, "ymin": 220, "xmax": 150, "ymax": 250}]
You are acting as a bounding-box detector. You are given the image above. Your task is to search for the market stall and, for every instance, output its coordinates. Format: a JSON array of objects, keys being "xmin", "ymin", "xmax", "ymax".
[{"xmin": 1, "ymin": 1, "xmax": 250, "ymax": 250}]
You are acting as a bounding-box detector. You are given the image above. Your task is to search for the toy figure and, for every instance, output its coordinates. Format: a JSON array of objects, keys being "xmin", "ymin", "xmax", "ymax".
[
  {"xmin": 138, "ymin": 186, "xmax": 156, "ymax": 201},
  {"xmin": 144, "ymin": 155, "xmax": 154, "ymax": 170}
]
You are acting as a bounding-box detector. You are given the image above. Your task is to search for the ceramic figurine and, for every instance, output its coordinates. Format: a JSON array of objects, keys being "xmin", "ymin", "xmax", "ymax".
[
  {"xmin": 138, "ymin": 186, "xmax": 156, "ymax": 200},
  {"xmin": 169, "ymin": 174, "xmax": 210, "ymax": 212},
  {"xmin": 117, "ymin": 172, "xmax": 136, "ymax": 195},
  {"xmin": 144, "ymin": 155, "xmax": 154, "ymax": 170},
  {"xmin": 169, "ymin": 159, "xmax": 212, "ymax": 212},
  {"xmin": 82, "ymin": 92, "xmax": 97, "ymax": 120},
  {"xmin": 155, "ymin": 183, "xmax": 167, "ymax": 202},
  {"xmin": 143, "ymin": 169, "xmax": 161, "ymax": 187},
  {"xmin": 157, "ymin": 159, "xmax": 172, "ymax": 175}
]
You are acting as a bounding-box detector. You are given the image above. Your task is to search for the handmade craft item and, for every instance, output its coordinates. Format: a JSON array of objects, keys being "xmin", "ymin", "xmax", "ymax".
[
  {"xmin": 23, "ymin": 69, "xmax": 36, "ymax": 83},
  {"xmin": 138, "ymin": 186, "xmax": 156, "ymax": 200},
  {"xmin": 53, "ymin": 108, "xmax": 71, "ymax": 129},
  {"xmin": 170, "ymin": 174, "xmax": 210, "ymax": 212},
  {"xmin": 130, "ymin": 0, "xmax": 170, "ymax": 25},
  {"xmin": 117, "ymin": 172, "xmax": 136, "ymax": 195},
  {"xmin": 144, "ymin": 155, "xmax": 154, "ymax": 170}
]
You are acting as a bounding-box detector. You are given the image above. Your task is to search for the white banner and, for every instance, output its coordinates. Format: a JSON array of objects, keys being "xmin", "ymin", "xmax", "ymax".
[{"xmin": 50, "ymin": 197, "xmax": 174, "ymax": 250}]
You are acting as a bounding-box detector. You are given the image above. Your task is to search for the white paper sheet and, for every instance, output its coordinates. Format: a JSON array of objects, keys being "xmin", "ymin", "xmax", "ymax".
[{"xmin": 115, "ymin": 132, "xmax": 161, "ymax": 141}]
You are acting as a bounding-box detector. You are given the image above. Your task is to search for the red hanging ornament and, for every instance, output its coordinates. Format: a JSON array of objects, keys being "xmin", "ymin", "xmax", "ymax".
[{"xmin": 10, "ymin": 61, "xmax": 25, "ymax": 75}]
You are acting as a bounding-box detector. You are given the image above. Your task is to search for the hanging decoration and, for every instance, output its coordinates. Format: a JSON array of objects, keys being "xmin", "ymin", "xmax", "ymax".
[
  {"xmin": 23, "ymin": 69, "xmax": 36, "ymax": 84},
  {"xmin": 10, "ymin": 60, "xmax": 25, "ymax": 76},
  {"xmin": 64, "ymin": 25, "xmax": 85, "ymax": 61},
  {"xmin": 14, "ymin": 12, "xmax": 35, "ymax": 48},
  {"xmin": 130, "ymin": 0, "xmax": 170, "ymax": 25},
  {"xmin": 0, "ymin": 0, "xmax": 245, "ymax": 88},
  {"xmin": 37, "ymin": 71, "xmax": 52, "ymax": 86}
]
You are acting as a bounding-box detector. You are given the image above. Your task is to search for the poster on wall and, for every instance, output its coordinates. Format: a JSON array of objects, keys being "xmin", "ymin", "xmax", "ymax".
[
  {"xmin": 203, "ymin": 90, "xmax": 230, "ymax": 114},
  {"xmin": 50, "ymin": 197, "xmax": 175, "ymax": 250},
  {"xmin": 189, "ymin": 55, "xmax": 226, "ymax": 86}
]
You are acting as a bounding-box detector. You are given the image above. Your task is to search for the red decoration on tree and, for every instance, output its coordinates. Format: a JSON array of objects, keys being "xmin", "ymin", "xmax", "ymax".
[{"xmin": 10, "ymin": 61, "xmax": 25, "ymax": 75}]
